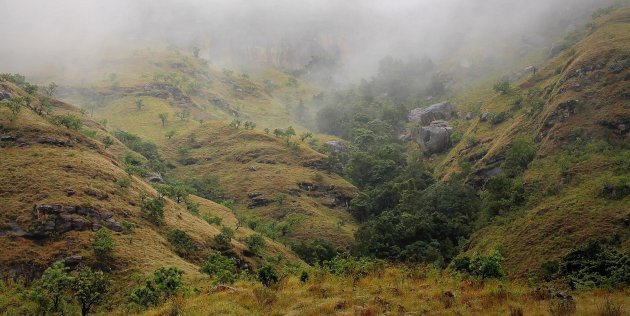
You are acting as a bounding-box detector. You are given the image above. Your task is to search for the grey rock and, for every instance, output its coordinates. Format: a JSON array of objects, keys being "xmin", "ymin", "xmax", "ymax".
[
  {"xmin": 324, "ymin": 140, "xmax": 347, "ymax": 153},
  {"xmin": 246, "ymin": 166, "xmax": 257, "ymax": 171},
  {"xmin": 465, "ymin": 112, "xmax": 474, "ymax": 120},
  {"xmin": 480, "ymin": 111, "xmax": 490, "ymax": 121},
  {"xmin": 145, "ymin": 173, "xmax": 165, "ymax": 183},
  {"xmin": 408, "ymin": 102, "xmax": 454, "ymax": 126},
  {"xmin": 0, "ymin": 134, "xmax": 15, "ymax": 141},
  {"xmin": 410, "ymin": 120, "xmax": 453, "ymax": 154},
  {"xmin": 179, "ymin": 157, "xmax": 199, "ymax": 165}
]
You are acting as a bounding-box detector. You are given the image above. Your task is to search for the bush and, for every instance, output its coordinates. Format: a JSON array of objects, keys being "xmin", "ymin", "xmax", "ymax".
[
  {"xmin": 502, "ymin": 137, "xmax": 536, "ymax": 176},
  {"xmin": 244, "ymin": 234, "xmax": 266, "ymax": 254},
  {"xmin": 453, "ymin": 251, "xmax": 504, "ymax": 279},
  {"xmin": 557, "ymin": 240, "xmax": 629, "ymax": 289},
  {"xmin": 92, "ymin": 228, "xmax": 114, "ymax": 258},
  {"xmin": 600, "ymin": 177, "xmax": 630, "ymax": 200},
  {"xmin": 102, "ymin": 136, "xmax": 114, "ymax": 148},
  {"xmin": 142, "ymin": 197, "xmax": 165, "ymax": 225},
  {"xmin": 292, "ymin": 238, "xmax": 337, "ymax": 265},
  {"xmin": 51, "ymin": 114, "xmax": 82, "ymax": 130},
  {"xmin": 213, "ymin": 226, "xmax": 234, "ymax": 247},
  {"xmin": 130, "ymin": 267, "xmax": 184, "ymax": 308},
  {"xmin": 490, "ymin": 112, "xmax": 509, "ymax": 125},
  {"xmin": 493, "ymin": 81, "xmax": 512, "ymax": 95},
  {"xmin": 167, "ymin": 229, "xmax": 196, "ymax": 257},
  {"xmin": 116, "ymin": 177, "xmax": 131, "ymax": 189},
  {"xmin": 257, "ymin": 265, "xmax": 278, "ymax": 287},
  {"xmin": 199, "ymin": 251, "xmax": 237, "ymax": 284},
  {"xmin": 188, "ymin": 175, "xmax": 227, "ymax": 202},
  {"xmin": 324, "ymin": 256, "xmax": 385, "ymax": 278}
]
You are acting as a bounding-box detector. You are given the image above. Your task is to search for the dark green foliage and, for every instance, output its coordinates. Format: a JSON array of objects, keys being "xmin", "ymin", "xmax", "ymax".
[
  {"xmin": 213, "ymin": 226, "xmax": 234, "ymax": 247},
  {"xmin": 490, "ymin": 112, "xmax": 509, "ymax": 125},
  {"xmin": 452, "ymin": 251, "xmax": 504, "ymax": 279},
  {"xmin": 600, "ymin": 177, "xmax": 630, "ymax": 200},
  {"xmin": 493, "ymin": 81, "xmax": 512, "ymax": 95},
  {"xmin": 167, "ymin": 229, "xmax": 196, "ymax": 257},
  {"xmin": 115, "ymin": 177, "xmax": 131, "ymax": 189},
  {"xmin": 200, "ymin": 251, "xmax": 237, "ymax": 284},
  {"xmin": 502, "ymin": 137, "xmax": 536, "ymax": 177},
  {"xmin": 92, "ymin": 228, "xmax": 114, "ymax": 258},
  {"xmin": 142, "ymin": 197, "xmax": 165, "ymax": 225},
  {"xmin": 354, "ymin": 181, "xmax": 480, "ymax": 264},
  {"xmin": 121, "ymin": 220, "xmax": 136, "ymax": 234},
  {"xmin": 74, "ymin": 266, "xmax": 109, "ymax": 316},
  {"xmin": 113, "ymin": 131, "xmax": 161, "ymax": 162},
  {"xmin": 188, "ymin": 175, "xmax": 227, "ymax": 202},
  {"xmin": 244, "ymin": 234, "xmax": 266, "ymax": 254},
  {"xmin": 324, "ymin": 256, "xmax": 385, "ymax": 278},
  {"xmin": 130, "ymin": 267, "xmax": 184, "ymax": 307},
  {"xmin": 556, "ymin": 240, "xmax": 629, "ymax": 289},
  {"xmin": 482, "ymin": 174, "xmax": 525, "ymax": 218},
  {"xmin": 300, "ymin": 271, "xmax": 309, "ymax": 283},
  {"xmin": 450, "ymin": 131, "xmax": 463, "ymax": 144},
  {"xmin": 292, "ymin": 238, "xmax": 338, "ymax": 265},
  {"xmin": 32, "ymin": 261, "xmax": 72, "ymax": 313},
  {"xmin": 257, "ymin": 265, "xmax": 278, "ymax": 287},
  {"xmin": 184, "ymin": 199, "xmax": 199, "ymax": 214},
  {"xmin": 51, "ymin": 114, "xmax": 82, "ymax": 130},
  {"xmin": 102, "ymin": 136, "xmax": 114, "ymax": 148}
]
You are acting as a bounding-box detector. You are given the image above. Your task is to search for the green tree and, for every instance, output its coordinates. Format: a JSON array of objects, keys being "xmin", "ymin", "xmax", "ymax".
[
  {"xmin": 92, "ymin": 228, "xmax": 114, "ymax": 258},
  {"xmin": 74, "ymin": 266, "xmax": 110, "ymax": 316},
  {"xmin": 142, "ymin": 197, "xmax": 165, "ymax": 225},
  {"xmin": 44, "ymin": 82, "xmax": 58, "ymax": 97},
  {"xmin": 3, "ymin": 96, "xmax": 24, "ymax": 121},
  {"xmin": 158, "ymin": 113, "xmax": 168, "ymax": 126},
  {"xmin": 257, "ymin": 265, "xmax": 278, "ymax": 286},
  {"xmin": 33, "ymin": 261, "xmax": 72, "ymax": 312},
  {"xmin": 244, "ymin": 234, "xmax": 266, "ymax": 254},
  {"xmin": 213, "ymin": 226, "xmax": 234, "ymax": 247},
  {"xmin": 135, "ymin": 98, "xmax": 144, "ymax": 111},
  {"xmin": 51, "ymin": 114, "xmax": 82, "ymax": 130},
  {"xmin": 167, "ymin": 229, "xmax": 196, "ymax": 257},
  {"xmin": 200, "ymin": 251, "xmax": 237, "ymax": 284},
  {"xmin": 152, "ymin": 267, "xmax": 184, "ymax": 297}
]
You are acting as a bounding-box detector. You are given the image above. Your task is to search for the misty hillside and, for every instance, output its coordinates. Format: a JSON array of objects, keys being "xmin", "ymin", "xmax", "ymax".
[{"xmin": 1, "ymin": 1, "xmax": 629, "ymax": 315}]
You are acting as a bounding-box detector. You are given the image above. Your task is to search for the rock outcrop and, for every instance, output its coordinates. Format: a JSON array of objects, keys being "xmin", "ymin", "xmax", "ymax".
[
  {"xmin": 408, "ymin": 102, "xmax": 454, "ymax": 126},
  {"xmin": 29, "ymin": 204, "xmax": 122, "ymax": 239},
  {"xmin": 410, "ymin": 120, "xmax": 453, "ymax": 154}
]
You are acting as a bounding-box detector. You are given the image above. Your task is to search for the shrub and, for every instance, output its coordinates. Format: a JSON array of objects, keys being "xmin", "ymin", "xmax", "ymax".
[
  {"xmin": 121, "ymin": 220, "xmax": 136, "ymax": 234},
  {"xmin": 292, "ymin": 239, "xmax": 337, "ymax": 265},
  {"xmin": 188, "ymin": 175, "xmax": 227, "ymax": 202},
  {"xmin": 502, "ymin": 137, "xmax": 536, "ymax": 177},
  {"xmin": 257, "ymin": 265, "xmax": 278, "ymax": 287},
  {"xmin": 142, "ymin": 197, "xmax": 165, "ymax": 225},
  {"xmin": 324, "ymin": 256, "xmax": 385, "ymax": 279},
  {"xmin": 490, "ymin": 112, "xmax": 509, "ymax": 125},
  {"xmin": 200, "ymin": 251, "xmax": 237, "ymax": 284},
  {"xmin": 600, "ymin": 177, "xmax": 630, "ymax": 200},
  {"xmin": 450, "ymin": 131, "xmax": 463, "ymax": 144},
  {"xmin": 557, "ymin": 240, "xmax": 629, "ymax": 289},
  {"xmin": 244, "ymin": 234, "xmax": 266, "ymax": 254},
  {"xmin": 51, "ymin": 114, "xmax": 82, "ymax": 130},
  {"xmin": 92, "ymin": 228, "xmax": 114, "ymax": 258},
  {"xmin": 453, "ymin": 251, "xmax": 504, "ymax": 279},
  {"xmin": 167, "ymin": 229, "xmax": 196, "ymax": 257},
  {"xmin": 130, "ymin": 267, "xmax": 184, "ymax": 308},
  {"xmin": 102, "ymin": 136, "xmax": 114, "ymax": 148},
  {"xmin": 116, "ymin": 177, "xmax": 131, "ymax": 189},
  {"xmin": 493, "ymin": 81, "xmax": 512, "ymax": 95},
  {"xmin": 213, "ymin": 226, "xmax": 234, "ymax": 247},
  {"xmin": 300, "ymin": 271, "xmax": 309, "ymax": 283}
]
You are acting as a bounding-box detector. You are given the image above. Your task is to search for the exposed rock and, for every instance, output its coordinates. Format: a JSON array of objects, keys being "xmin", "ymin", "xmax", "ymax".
[
  {"xmin": 63, "ymin": 189, "xmax": 76, "ymax": 197},
  {"xmin": 599, "ymin": 118, "xmax": 630, "ymax": 136},
  {"xmin": 480, "ymin": 111, "xmax": 490, "ymax": 121},
  {"xmin": 465, "ymin": 112, "xmax": 474, "ymax": 120},
  {"xmin": 324, "ymin": 140, "xmax": 347, "ymax": 154},
  {"xmin": 29, "ymin": 204, "xmax": 123, "ymax": 238},
  {"xmin": 256, "ymin": 159, "xmax": 276, "ymax": 164},
  {"xmin": 0, "ymin": 134, "xmax": 15, "ymax": 141},
  {"xmin": 62, "ymin": 255, "xmax": 83, "ymax": 266},
  {"xmin": 247, "ymin": 193, "xmax": 271, "ymax": 209},
  {"xmin": 145, "ymin": 173, "xmax": 165, "ymax": 183},
  {"xmin": 179, "ymin": 157, "xmax": 199, "ymax": 165},
  {"xmin": 0, "ymin": 88, "xmax": 11, "ymax": 101},
  {"xmin": 302, "ymin": 160, "xmax": 326, "ymax": 170},
  {"xmin": 84, "ymin": 189, "xmax": 109, "ymax": 201},
  {"xmin": 408, "ymin": 102, "xmax": 454, "ymax": 126},
  {"xmin": 298, "ymin": 182, "xmax": 317, "ymax": 191},
  {"xmin": 410, "ymin": 120, "xmax": 453, "ymax": 154},
  {"xmin": 246, "ymin": 166, "xmax": 257, "ymax": 171},
  {"xmin": 36, "ymin": 138, "xmax": 71, "ymax": 147}
]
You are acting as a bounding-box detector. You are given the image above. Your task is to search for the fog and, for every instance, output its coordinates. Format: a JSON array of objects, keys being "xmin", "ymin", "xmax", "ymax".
[{"xmin": 0, "ymin": 0, "xmax": 611, "ymax": 81}]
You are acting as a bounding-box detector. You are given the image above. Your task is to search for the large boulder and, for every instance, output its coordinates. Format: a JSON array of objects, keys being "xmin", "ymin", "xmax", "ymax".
[
  {"xmin": 408, "ymin": 102, "xmax": 454, "ymax": 126},
  {"xmin": 411, "ymin": 120, "xmax": 453, "ymax": 154}
]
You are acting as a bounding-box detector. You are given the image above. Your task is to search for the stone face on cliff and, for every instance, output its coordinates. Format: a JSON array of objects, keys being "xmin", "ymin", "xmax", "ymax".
[
  {"xmin": 410, "ymin": 120, "xmax": 453, "ymax": 154},
  {"xmin": 408, "ymin": 102, "xmax": 454, "ymax": 126}
]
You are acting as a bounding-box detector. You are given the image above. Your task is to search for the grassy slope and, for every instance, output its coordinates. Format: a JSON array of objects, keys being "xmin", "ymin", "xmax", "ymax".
[
  {"xmin": 161, "ymin": 121, "xmax": 358, "ymax": 249},
  {"xmin": 434, "ymin": 7, "xmax": 630, "ymax": 277},
  {"xmin": 0, "ymin": 79, "xmax": 300, "ymax": 286}
]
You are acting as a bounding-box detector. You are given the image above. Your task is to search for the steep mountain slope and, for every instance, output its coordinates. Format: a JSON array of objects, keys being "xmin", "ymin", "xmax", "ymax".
[
  {"xmin": 161, "ymin": 122, "xmax": 358, "ymax": 249},
  {"xmin": 435, "ymin": 7, "xmax": 630, "ymax": 277},
  {"xmin": 54, "ymin": 48, "xmax": 319, "ymax": 145},
  {"xmin": 0, "ymin": 78, "xmax": 300, "ymax": 285}
]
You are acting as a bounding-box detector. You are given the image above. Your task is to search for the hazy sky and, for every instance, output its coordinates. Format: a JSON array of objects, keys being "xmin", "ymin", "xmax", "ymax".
[{"xmin": 0, "ymin": 0, "xmax": 610, "ymax": 79}]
